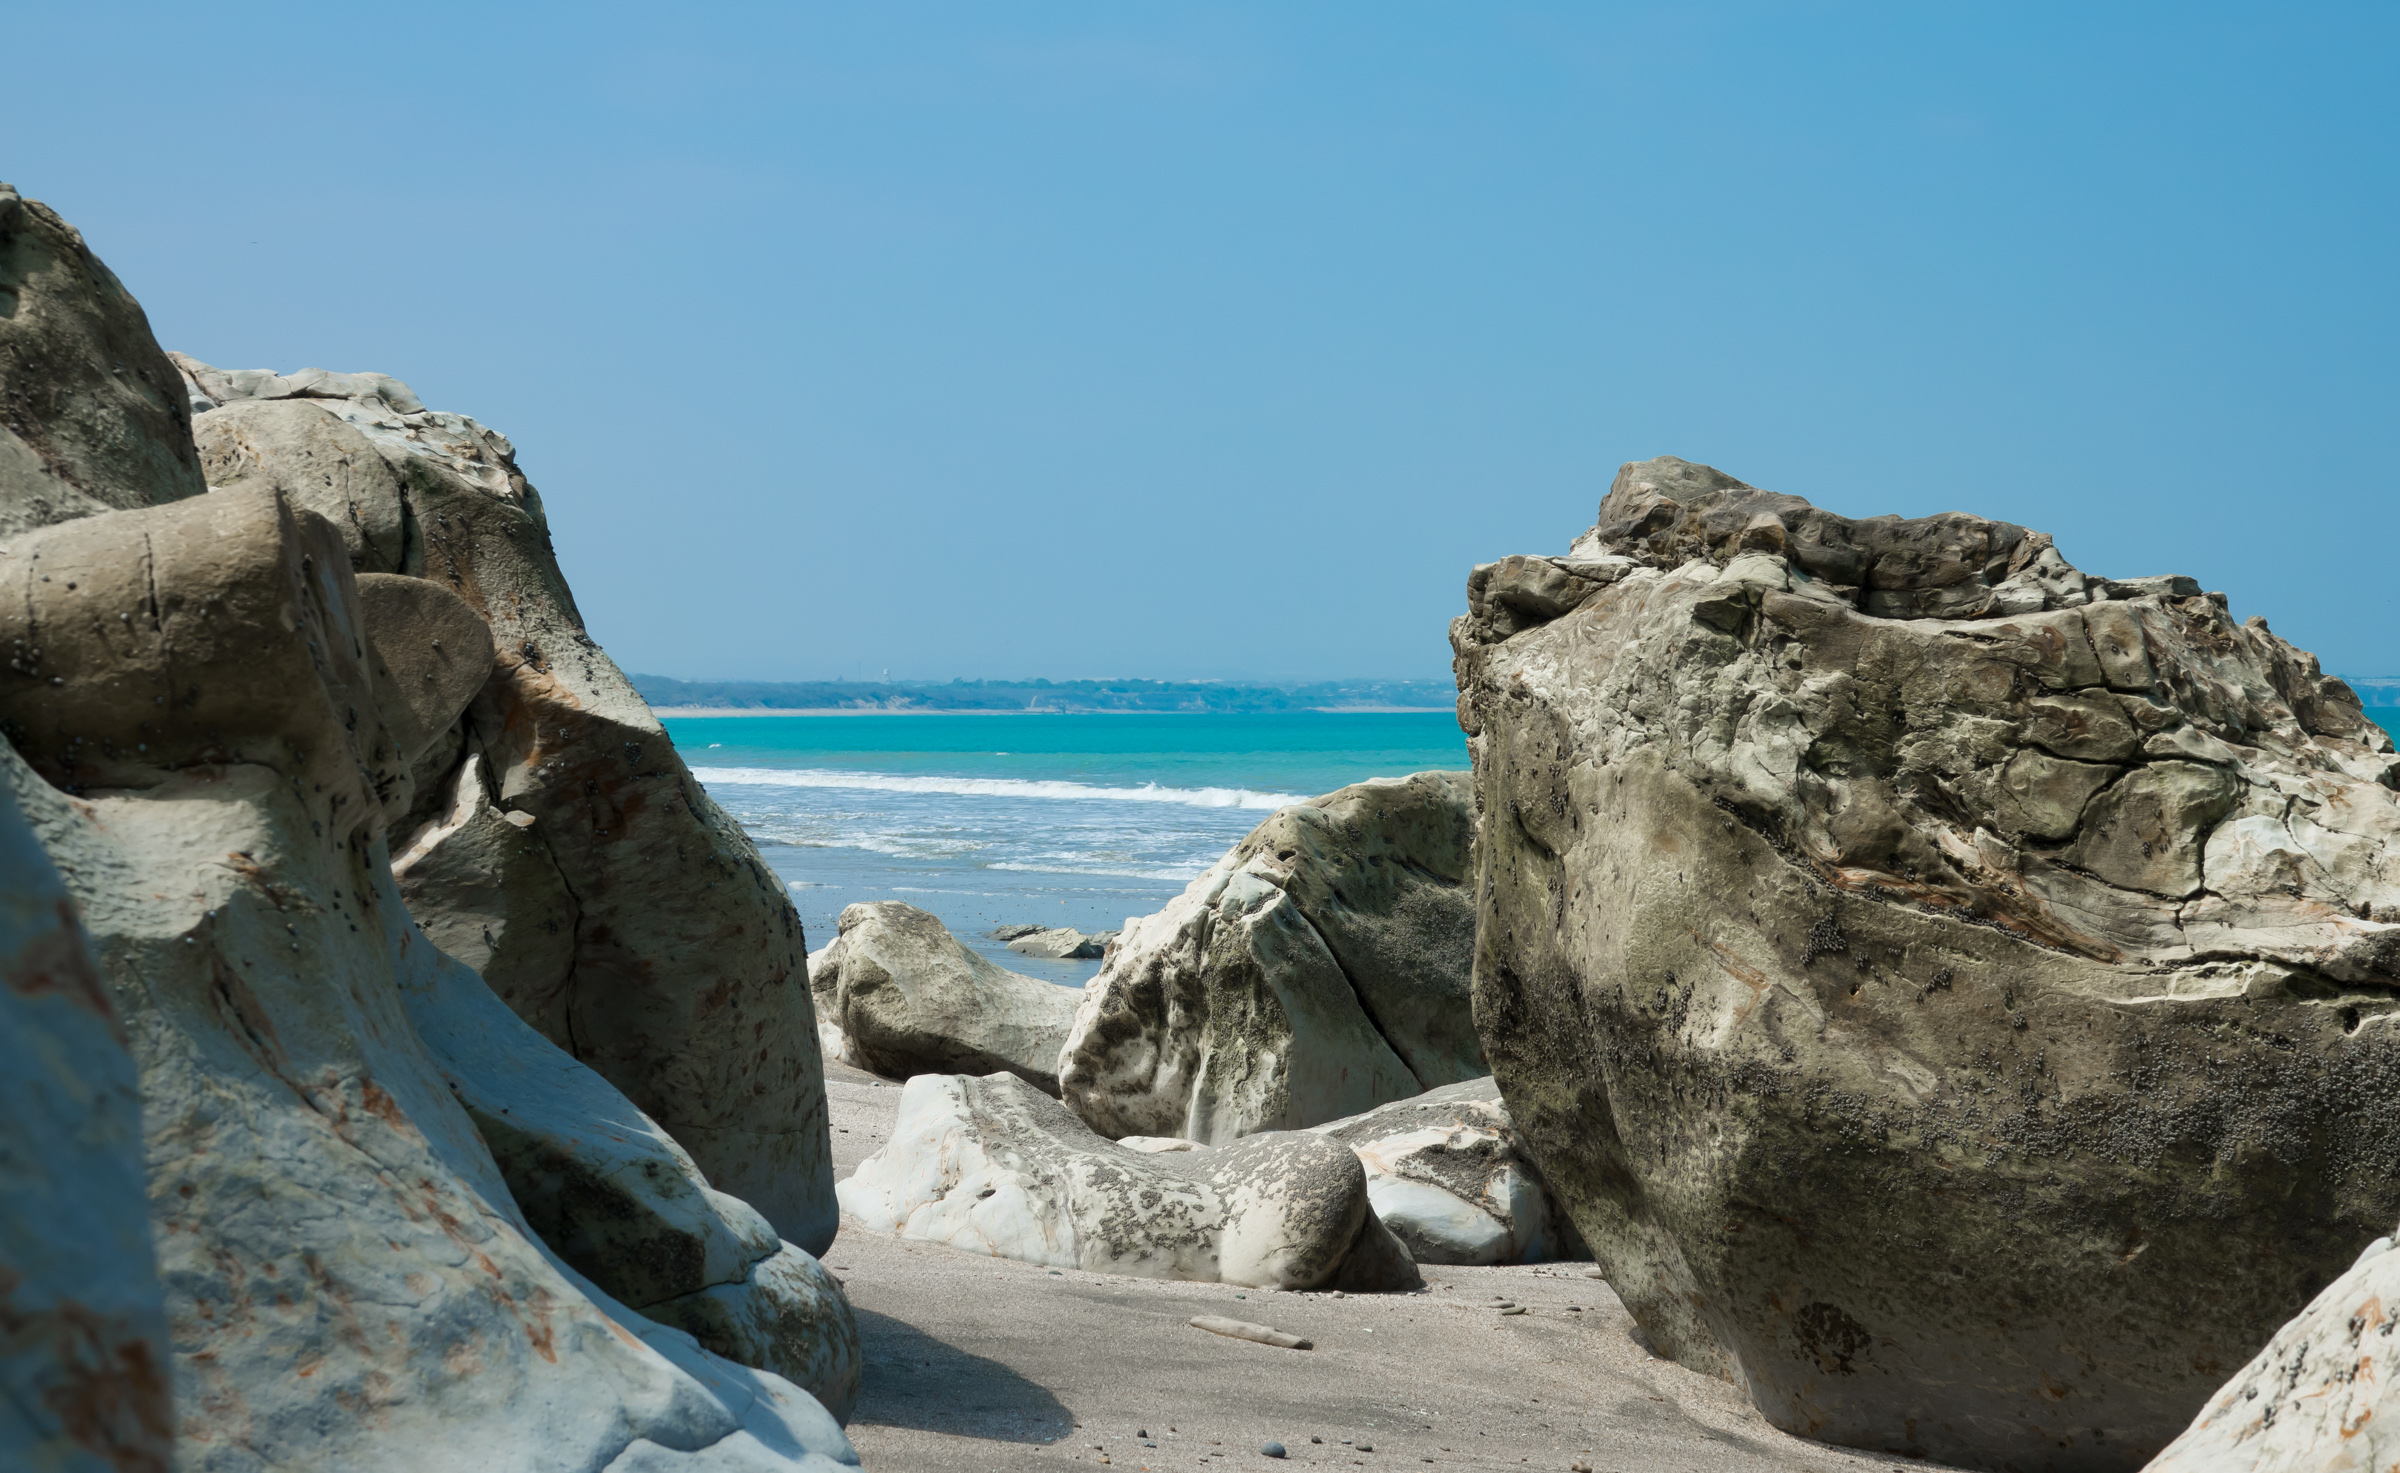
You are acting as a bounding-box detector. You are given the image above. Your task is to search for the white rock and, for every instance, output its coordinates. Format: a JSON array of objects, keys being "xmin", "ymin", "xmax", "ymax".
[
  {"xmin": 1308, "ymin": 1078, "xmax": 1581, "ymax": 1266},
  {"xmin": 2145, "ymin": 1215, "xmax": 2400, "ymax": 1471},
  {"xmin": 1059, "ymin": 771, "xmax": 1481, "ymax": 1143},
  {"xmin": 839, "ymin": 1073, "xmax": 1420, "ymax": 1292}
]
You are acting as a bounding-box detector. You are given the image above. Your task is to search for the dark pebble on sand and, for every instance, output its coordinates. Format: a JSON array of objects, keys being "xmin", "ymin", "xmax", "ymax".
[{"xmin": 1261, "ymin": 1442, "xmax": 1286, "ymax": 1458}]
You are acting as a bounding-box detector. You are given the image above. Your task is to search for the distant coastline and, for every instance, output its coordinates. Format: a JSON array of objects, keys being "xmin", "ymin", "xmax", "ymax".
[
  {"xmin": 633, "ymin": 674, "xmax": 1458, "ymax": 717},
  {"xmin": 652, "ymin": 705, "xmax": 1456, "ymax": 717}
]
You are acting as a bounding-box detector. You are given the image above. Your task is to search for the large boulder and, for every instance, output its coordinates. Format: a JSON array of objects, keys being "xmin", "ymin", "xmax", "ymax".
[
  {"xmin": 0, "ymin": 181, "xmax": 204, "ymax": 536},
  {"xmin": 0, "ymin": 777, "xmax": 172, "ymax": 1472},
  {"xmin": 837, "ymin": 1071, "xmax": 1421, "ymax": 1292},
  {"xmin": 2144, "ymin": 1224, "xmax": 2400, "ymax": 1471},
  {"xmin": 1307, "ymin": 1078, "xmax": 1582, "ymax": 1267},
  {"xmin": 1453, "ymin": 455, "xmax": 2400, "ymax": 1472},
  {"xmin": 0, "ymin": 183, "xmax": 856, "ymax": 1469},
  {"xmin": 173, "ymin": 353, "xmax": 835, "ymax": 1252},
  {"xmin": 808, "ymin": 901, "xmax": 1081, "ymax": 1093},
  {"xmin": 1058, "ymin": 771, "xmax": 1482, "ymax": 1143},
  {"xmin": 0, "ymin": 482, "xmax": 856, "ymax": 1469}
]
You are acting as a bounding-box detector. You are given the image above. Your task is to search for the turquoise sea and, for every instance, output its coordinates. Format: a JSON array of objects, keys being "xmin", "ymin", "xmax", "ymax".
[
  {"xmin": 662, "ymin": 711, "xmax": 1470, "ymax": 982},
  {"xmin": 669, "ymin": 707, "xmax": 2400, "ymax": 983}
]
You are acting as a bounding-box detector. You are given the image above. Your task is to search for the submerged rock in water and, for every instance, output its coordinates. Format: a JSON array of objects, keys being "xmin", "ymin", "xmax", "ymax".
[
  {"xmin": 1308, "ymin": 1078, "xmax": 1582, "ymax": 1267},
  {"xmin": 838, "ymin": 1072, "xmax": 1421, "ymax": 1292},
  {"xmin": 810, "ymin": 901, "xmax": 1082, "ymax": 1094},
  {"xmin": 2145, "ymin": 1227, "xmax": 2400, "ymax": 1472},
  {"xmin": 1059, "ymin": 771, "xmax": 1482, "ymax": 1143},
  {"xmin": 1453, "ymin": 455, "xmax": 2400, "ymax": 1471},
  {"xmin": 174, "ymin": 351, "xmax": 834, "ymax": 1251},
  {"xmin": 1006, "ymin": 925, "xmax": 1113, "ymax": 960}
]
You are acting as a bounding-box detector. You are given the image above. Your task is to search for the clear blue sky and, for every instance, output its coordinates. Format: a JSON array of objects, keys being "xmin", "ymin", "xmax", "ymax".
[{"xmin": 13, "ymin": 4, "xmax": 2395, "ymax": 682}]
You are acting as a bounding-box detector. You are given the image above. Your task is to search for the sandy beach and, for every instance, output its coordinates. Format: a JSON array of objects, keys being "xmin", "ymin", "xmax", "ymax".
[{"xmin": 823, "ymin": 1061, "xmax": 1961, "ymax": 1473}]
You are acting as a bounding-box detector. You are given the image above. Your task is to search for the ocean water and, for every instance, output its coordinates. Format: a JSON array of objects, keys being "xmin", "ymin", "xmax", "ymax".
[{"xmin": 666, "ymin": 712, "xmax": 1470, "ymax": 984}]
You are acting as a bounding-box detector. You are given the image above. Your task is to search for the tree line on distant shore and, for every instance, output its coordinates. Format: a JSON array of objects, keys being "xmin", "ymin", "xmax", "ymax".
[{"xmin": 629, "ymin": 674, "xmax": 1460, "ymax": 713}]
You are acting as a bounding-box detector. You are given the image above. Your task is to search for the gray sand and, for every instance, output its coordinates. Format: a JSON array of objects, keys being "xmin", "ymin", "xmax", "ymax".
[{"xmin": 823, "ymin": 1063, "xmax": 1959, "ymax": 1472}]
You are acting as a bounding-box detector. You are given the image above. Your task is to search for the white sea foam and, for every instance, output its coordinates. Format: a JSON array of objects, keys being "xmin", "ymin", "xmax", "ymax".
[
  {"xmin": 987, "ymin": 861, "xmax": 1205, "ymax": 882},
  {"xmin": 691, "ymin": 766, "xmax": 1302, "ymax": 810}
]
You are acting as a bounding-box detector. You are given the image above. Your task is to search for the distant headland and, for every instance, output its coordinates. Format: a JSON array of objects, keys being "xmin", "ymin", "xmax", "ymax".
[{"xmin": 632, "ymin": 674, "xmax": 1459, "ymax": 715}]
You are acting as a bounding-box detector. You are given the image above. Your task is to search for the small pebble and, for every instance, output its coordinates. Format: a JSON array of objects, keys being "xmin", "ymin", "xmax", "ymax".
[
  {"xmin": 1572, "ymin": 1462, "xmax": 1594, "ymax": 1472},
  {"xmin": 1500, "ymin": 1305, "xmax": 1528, "ymax": 1316},
  {"xmin": 1357, "ymin": 1443, "xmax": 1372, "ymax": 1452},
  {"xmin": 1311, "ymin": 1436, "xmax": 1323, "ymax": 1444},
  {"xmin": 1261, "ymin": 1441, "xmax": 1286, "ymax": 1459}
]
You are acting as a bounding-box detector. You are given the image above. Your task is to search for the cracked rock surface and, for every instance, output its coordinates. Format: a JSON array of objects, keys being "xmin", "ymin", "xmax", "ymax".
[
  {"xmin": 838, "ymin": 1071, "xmax": 1421, "ymax": 1292},
  {"xmin": 1453, "ymin": 456, "xmax": 2400, "ymax": 1472},
  {"xmin": 1059, "ymin": 771, "xmax": 1482, "ymax": 1143}
]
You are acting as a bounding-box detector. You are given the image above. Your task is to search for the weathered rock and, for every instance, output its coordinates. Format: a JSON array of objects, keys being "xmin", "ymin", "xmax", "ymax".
[
  {"xmin": 1308, "ymin": 1078, "xmax": 1582, "ymax": 1266},
  {"xmin": 1454, "ymin": 455, "xmax": 2400, "ymax": 1471},
  {"xmin": 391, "ymin": 754, "xmax": 579, "ymax": 1042},
  {"xmin": 1058, "ymin": 771, "xmax": 1482, "ymax": 1143},
  {"xmin": 2144, "ymin": 1227, "xmax": 2400, "ymax": 1471},
  {"xmin": 0, "ymin": 776, "xmax": 172, "ymax": 1473},
  {"xmin": 838, "ymin": 1072, "xmax": 1422, "ymax": 1292},
  {"xmin": 809, "ymin": 901, "xmax": 1081, "ymax": 1094},
  {"xmin": 175, "ymin": 354, "xmax": 834, "ymax": 1251},
  {"xmin": 0, "ymin": 481, "xmax": 856, "ymax": 1468},
  {"xmin": 0, "ymin": 181, "xmax": 204, "ymax": 537},
  {"xmin": 1006, "ymin": 926, "xmax": 1111, "ymax": 960},
  {"xmin": 397, "ymin": 918, "xmax": 860, "ymax": 1421}
]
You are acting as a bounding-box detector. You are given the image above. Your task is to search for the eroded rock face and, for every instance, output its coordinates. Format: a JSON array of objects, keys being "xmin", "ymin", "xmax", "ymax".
[
  {"xmin": 0, "ymin": 185, "xmax": 854, "ymax": 1468},
  {"xmin": 0, "ymin": 778, "xmax": 172, "ymax": 1473},
  {"xmin": 399, "ymin": 926, "xmax": 860, "ymax": 1421},
  {"xmin": 1058, "ymin": 771, "xmax": 1482, "ymax": 1143},
  {"xmin": 1454, "ymin": 456, "xmax": 2400, "ymax": 1471},
  {"xmin": 0, "ymin": 483, "xmax": 856, "ymax": 1469},
  {"xmin": 2144, "ymin": 1226, "xmax": 2400, "ymax": 1472},
  {"xmin": 175, "ymin": 353, "xmax": 834, "ymax": 1252},
  {"xmin": 1308, "ymin": 1078, "xmax": 1581, "ymax": 1267},
  {"xmin": 838, "ymin": 1072, "xmax": 1421, "ymax": 1292},
  {"xmin": 0, "ymin": 181, "xmax": 204, "ymax": 537},
  {"xmin": 807, "ymin": 901, "xmax": 1081, "ymax": 1094}
]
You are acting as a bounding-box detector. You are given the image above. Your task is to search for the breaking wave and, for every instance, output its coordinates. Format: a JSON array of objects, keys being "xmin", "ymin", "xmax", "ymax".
[{"xmin": 690, "ymin": 766, "xmax": 1302, "ymax": 811}]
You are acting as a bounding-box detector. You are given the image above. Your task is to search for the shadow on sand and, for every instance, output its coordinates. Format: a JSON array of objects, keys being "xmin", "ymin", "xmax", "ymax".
[{"xmin": 849, "ymin": 1306, "xmax": 1076, "ymax": 1444}]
